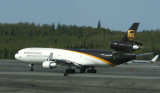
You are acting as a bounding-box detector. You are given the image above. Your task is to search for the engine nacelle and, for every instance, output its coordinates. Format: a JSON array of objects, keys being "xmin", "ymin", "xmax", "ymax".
[
  {"xmin": 42, "ymin": 61, "xmax": 57, "ymax": 69},
  {"xmin": 109, "ymin": 41, "xmax": 141, "ymax": 52},
  {"xmin": 132, "ymin": 45, "xmax": 141, "ymax": 50}
]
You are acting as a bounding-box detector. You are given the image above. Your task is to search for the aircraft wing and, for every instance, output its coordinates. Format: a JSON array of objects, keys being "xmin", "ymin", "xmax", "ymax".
[
  {"xmin": 47, "ymin": 52, "xmax": 94, "ymax": 67},
  {"xmin": 53, "ymin": 59, "xmax": 94, "ymax": 67}
]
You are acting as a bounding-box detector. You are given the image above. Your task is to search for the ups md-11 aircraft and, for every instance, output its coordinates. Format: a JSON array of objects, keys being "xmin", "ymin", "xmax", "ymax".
[{"xmin": 15, "ymin": 23, "xmax": 142, "ymax": 73}]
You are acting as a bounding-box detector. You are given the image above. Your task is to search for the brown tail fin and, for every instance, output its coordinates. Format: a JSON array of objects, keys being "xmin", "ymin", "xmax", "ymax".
[{"xmin": 121, "ymin": 23, "xmax": 139, "ymax": 42}]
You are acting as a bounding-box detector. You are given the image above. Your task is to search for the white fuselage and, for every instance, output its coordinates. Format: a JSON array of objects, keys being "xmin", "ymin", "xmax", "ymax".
[{"xmin": 15, "ymin": 48, "xmax": 113, "ymax": 67}]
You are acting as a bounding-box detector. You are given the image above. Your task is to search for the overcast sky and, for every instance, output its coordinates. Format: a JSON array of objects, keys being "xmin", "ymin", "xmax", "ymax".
[{"xmin": 0, "ymin": 0, "xmax": 160, "ymax": 31}]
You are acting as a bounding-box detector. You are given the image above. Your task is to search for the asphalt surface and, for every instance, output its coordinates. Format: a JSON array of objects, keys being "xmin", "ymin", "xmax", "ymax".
[{"xmin": 0, "ymin": 60, "xmax": 160, "ymax": 93}]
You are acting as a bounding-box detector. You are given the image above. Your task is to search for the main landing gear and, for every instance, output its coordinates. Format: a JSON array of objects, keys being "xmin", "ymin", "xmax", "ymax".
[
  {"xmin": 87, "ymin": 68, "xmax": 97, "ymax": 73},
  {"xmin": 64, "ymin": 66, "xmax": 97, "ymax": 76},
  {"xmin": 29, "ymin": 64, "xmax": 34, "ymax": 71},
  {"xmin": 64, "ymin": 65, "xmax": 76, "ymax": 76},
  {"xmin": 65, "ymin": 65, "xmax": 75, "ymax": 74},
  {"xmin": 80, "ymin": 67, "xmax": 97, "ymax": 73},
  {"xmin": 80, "ymin": 68, "xmax": 86, "ymax": 73}
]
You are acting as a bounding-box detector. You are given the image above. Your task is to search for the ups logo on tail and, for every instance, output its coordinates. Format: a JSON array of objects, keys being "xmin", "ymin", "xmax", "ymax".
[{"xmin": 127, "ymin": 30, "xmax": 135, "ymax": 40}]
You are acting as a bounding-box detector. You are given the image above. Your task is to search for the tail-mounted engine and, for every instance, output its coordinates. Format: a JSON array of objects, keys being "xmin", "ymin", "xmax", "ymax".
[
  {"xmin": 109, "ymin": 41, "xmax": 142, "ymax": 53},
  {"xmin": 42, "ymin": 61, "xmax": 57, "ymax": 69}
]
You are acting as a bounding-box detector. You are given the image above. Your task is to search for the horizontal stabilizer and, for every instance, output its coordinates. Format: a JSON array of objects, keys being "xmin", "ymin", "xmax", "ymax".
[
  {"xmin": 151, "ymin": 55, "xmax": 159, "ymax": 62},
  {"xmin": 136, "ymin": 52, "xmax": 153, "ymax": 57}
]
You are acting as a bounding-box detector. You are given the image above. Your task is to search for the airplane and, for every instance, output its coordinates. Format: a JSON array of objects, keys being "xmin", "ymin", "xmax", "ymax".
[
  {"xmin": 127, "ymin": 55, "xmax": 159, "ymax": 64},
  {"xmin": 15, "ymin": 23, "xmax": 142, "ymax": 74}
]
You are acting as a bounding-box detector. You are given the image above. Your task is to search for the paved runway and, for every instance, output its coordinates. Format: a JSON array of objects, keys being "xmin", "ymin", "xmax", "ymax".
[{"xmin": 0, "ymin": 60, "xmax": 160, "ymax": 93}]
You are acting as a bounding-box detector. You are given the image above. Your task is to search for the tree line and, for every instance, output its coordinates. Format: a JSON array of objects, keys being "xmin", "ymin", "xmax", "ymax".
[{"xmin": 0, "ymin": 22, "xmax": 160, "ymax": 59}]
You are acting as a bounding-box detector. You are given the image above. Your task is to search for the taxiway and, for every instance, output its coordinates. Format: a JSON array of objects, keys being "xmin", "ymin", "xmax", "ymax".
[{"xmin": 0, "ymin": 60, "xmax": 160, "ymax": 93}]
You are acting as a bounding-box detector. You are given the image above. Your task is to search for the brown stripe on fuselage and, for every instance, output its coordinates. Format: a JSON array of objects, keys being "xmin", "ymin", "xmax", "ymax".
[{"xmin": 61, "ymin": 49, "xmax": 116, "ymax": 66}]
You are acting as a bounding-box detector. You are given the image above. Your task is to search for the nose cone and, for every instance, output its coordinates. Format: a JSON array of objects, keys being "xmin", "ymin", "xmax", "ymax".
[{"xmin": 15, "ymin": 54, "xmax": 18, "ymax": 59}]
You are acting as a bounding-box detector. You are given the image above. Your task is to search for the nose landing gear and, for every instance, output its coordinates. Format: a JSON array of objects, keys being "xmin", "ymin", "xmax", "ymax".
[{"xmin": 29, "ymin": 64, "xmax": 34, "ymax": 71}]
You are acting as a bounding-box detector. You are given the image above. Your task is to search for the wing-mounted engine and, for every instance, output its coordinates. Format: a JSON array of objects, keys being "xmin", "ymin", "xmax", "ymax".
[
  {"xmin": 42, "ymin": 61, "xmax": 57, "ymax": 69},
  {"xmin": 42, "ymin": 52, "xmax": 57, "ymax": 69},
  {"xmin": 109, "ymin": 40, "xmax": 142, "ymax": 53}
]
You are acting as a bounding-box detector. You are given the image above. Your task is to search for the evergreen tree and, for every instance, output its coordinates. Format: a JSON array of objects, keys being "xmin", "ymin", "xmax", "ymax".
[
  {"xmin": 50, "ymin": 23, "xmax": 55, "ymax": 32},
  {"xmin": 11, "ymin": 28, "xmax": 14, "ymax": 35},
  {"xmin": 0, "ymin": 22, "xmax": 159, "ymax": 59},
  {"xmin": 97, "ymin": 20, "xmax": 101, "ymax": 29}
]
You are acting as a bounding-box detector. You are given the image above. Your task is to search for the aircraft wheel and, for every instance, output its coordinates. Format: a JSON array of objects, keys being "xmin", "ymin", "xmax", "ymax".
[
  {"xmin": 71, "ymin": 69, "xmax": 75, "ymax": 73},
  {"xmin": 93, "ymin": 69, "xmax": 97, "ymax": 73},
  {"xmin": 66, "ymin": 69, "xmax": 71, "ymax": 73},
  {"xmin": 29, "ymin": 64, "xmax": 34, "ymax": 71},
  {"xmin": 87, "ymin": 69, "xmax": 91, "ymax": 73},
  {"xmin": 30, "ymin": 68, "xmax": 34, "ymax": 71},
  {"xmin": 87, "ymin": 69, "xmax": 97, "ymax": 73}
]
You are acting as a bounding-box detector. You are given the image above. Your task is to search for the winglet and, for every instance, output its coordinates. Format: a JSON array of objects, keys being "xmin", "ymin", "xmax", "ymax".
[{"xmin": 151, "ymin": 55, "xmax": 159, "ymax": 62}]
